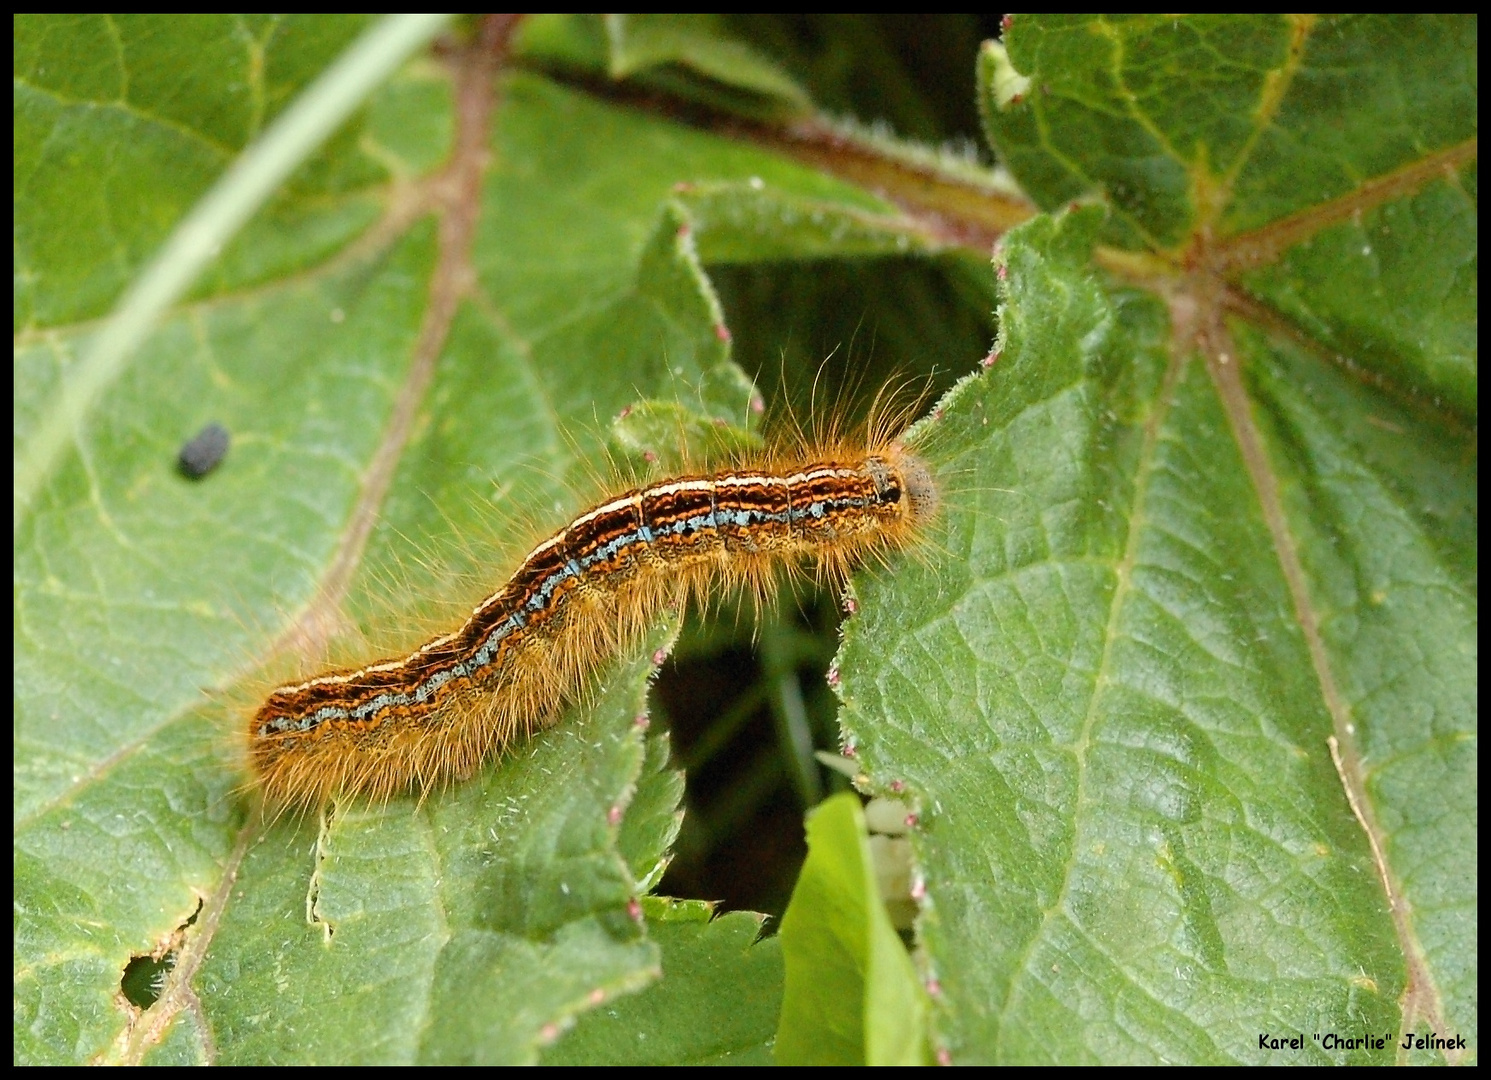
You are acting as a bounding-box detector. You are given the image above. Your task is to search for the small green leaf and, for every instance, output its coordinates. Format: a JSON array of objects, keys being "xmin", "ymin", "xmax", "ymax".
[
  {"xmin": 518, "ymin": 14, "xmax": 812, "ymax": 119},
  {"xmin": 617, "ymin": 727, "xmax": 687, "ymax": 894},
  {"xmin": 775, "ymin": 792, "xmax": 930, "ymax": 1066},
  {"xmin": 604, "ymin": 14, "xmax": 811, "ymax": 115}
]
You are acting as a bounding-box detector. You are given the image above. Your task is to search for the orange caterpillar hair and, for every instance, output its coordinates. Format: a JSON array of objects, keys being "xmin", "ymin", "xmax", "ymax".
[{"xmin": 247, "ymin": 414, "xmax": 939, "ymax": 810}]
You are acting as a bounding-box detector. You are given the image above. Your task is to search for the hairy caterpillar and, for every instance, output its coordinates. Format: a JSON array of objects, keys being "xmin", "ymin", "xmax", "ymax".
[{"xmin": 248, "ymin": 433, "xmax": 938, "ymax": 810}]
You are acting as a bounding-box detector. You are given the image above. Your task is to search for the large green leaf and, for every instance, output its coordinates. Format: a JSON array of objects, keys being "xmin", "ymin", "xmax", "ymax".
[{"xmin": 836, "ymin": 14, "xmax": 1474, "ymax": 1065}]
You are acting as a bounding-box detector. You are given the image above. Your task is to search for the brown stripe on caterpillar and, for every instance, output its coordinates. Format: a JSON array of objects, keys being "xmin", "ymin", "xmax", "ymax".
[{"xmin": 248, "ymin": 443, "xmax": 938, "ymax": 809}]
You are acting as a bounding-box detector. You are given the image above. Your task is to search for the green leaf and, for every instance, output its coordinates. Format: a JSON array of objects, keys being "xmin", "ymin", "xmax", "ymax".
[
  {"xmin": 13, "ymin": 13, "xmax": 389, "ymax": 327},
  {"xmin": 835, "ymin": 15, "xmax": 1474, "ymax": 1062},
  {"xmin": 543, "ymin": 899, "xmax": 784, "ymax": 1065},
  {"xmin": 518, "ymin": 14, "xmax": 812, "ymax": 120},
  {"xmin": 617, "ymin": 726, "xmax": 687, "ymax": 894},
  {"xmin": 197, "ymin": 628, "xmax": 669, "ymax": 1066},
  {"xmin": 681, "ymin": 181, "xmax": 944, "ymax": 264},
  {"xmin": 775, "ymin": 792, "xmax": 930, "ymax": 1065},
  {"xmin": 978, "ymin": 14, "xmax": 1477, "ymax": 417},
  {"xmin": 13, "ymin": 19, "xmax": 920, "ymax": 1065}
]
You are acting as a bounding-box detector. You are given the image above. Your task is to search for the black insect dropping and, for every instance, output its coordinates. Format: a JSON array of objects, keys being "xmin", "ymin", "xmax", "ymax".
[{"xmin": 177, "ymin": 422, "xmax": 230, "ymax": 479}]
